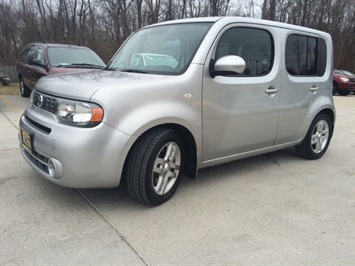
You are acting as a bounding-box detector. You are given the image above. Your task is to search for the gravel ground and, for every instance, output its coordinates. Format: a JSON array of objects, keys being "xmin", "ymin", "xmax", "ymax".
[{"xmin": 0, "ymin": 84, "xmax": 19, "ymax": 95}]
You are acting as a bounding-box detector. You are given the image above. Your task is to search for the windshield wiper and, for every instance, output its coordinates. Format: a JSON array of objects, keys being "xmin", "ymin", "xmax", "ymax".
[
  {"xmin": 104, "ymin": 66, "xmax": 117, "ymax": 71},
  {"xmin": 120, "ymin": 69, "xmax": 147, "ymax": 74},
  {"xmin": 57, "ymin": 63, "xmax": 105, "ymax": 69}
]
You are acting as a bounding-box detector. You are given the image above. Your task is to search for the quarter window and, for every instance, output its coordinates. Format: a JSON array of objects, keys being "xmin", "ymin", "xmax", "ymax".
[
  {"xmin": 286, "ymin": 34, "xmax": 326, "ymax": 76},
  {"xmin": 215, "ymin": 27, "xmax": 274, "ymax": 76}
]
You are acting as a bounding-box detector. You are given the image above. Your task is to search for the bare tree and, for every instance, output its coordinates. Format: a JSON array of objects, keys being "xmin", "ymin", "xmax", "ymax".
[{"xmin": 1, "ymin": 0, "xmax": 354, "ymax": 73}]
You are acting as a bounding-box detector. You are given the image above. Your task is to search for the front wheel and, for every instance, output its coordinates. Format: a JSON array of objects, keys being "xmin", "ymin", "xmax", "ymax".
[
  {"xmin": 126, "ymin": 128, "xmax": 184, "ymax": 206},
  {"xmin": 295, "ymin": 113, "xmax": 333, "ymax": 160},
  {"xmin": 19, "ymin": 78, "xmax": 31, "ymax": 97},
  {"xmin": 338, "ymin": 90, "xmax": 349, "ymax": 96}
]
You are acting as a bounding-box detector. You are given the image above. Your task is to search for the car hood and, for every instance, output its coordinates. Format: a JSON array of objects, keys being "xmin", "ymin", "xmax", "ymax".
[{"xmin": 35, "ymin": 70, "xmax": 173, "ymax": 101}]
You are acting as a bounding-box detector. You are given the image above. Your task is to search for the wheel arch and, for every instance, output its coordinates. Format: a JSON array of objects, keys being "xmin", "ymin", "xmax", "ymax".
[
  {"xmin": 122, "ymin": 123, "xmax": 198, "ymax": 183},
  {"xmin": 296, "ymin": 105, "xmax": 335, "ymax": 146},
  {"xmin": 295, "ymin": 109, "xmax": 334, "ymax": 160},
  {"xmin": 318, "ymin": 108, "xmax": 335, "ymax": 138}
]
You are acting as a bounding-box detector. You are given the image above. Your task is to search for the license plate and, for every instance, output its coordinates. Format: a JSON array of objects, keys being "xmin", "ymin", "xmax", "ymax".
[{"xmin": 20, "ymin": 128, "xmax": 33, "ymax": 153}]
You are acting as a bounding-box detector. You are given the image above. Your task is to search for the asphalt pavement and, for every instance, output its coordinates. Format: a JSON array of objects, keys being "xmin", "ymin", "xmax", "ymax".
[{"xmin": 1, "ymin": 94, "xmax": 354, "ymax": 265}]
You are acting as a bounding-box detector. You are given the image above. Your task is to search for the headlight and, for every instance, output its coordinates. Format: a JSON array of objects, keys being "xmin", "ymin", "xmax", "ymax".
[
  {"xmin": 55, "ymin": 99, "xmax": 103, "ymax": 127},
  {"xmin": 340, "ymin": 77, "xmax": 349, "ymax": 82}
]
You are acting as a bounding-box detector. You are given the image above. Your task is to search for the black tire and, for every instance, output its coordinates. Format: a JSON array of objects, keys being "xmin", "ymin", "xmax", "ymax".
[
  {"xmin": 332, "ymin": 82, "xmax": 338, "ymax": 95},
  {"xmin": 295, "ymin": 113, "xmax": 332, "ymax": 160},
  {"xmin": 19, "ymin": 78, "xmax": 31, "ymax": 97},
  {"xmin": 338, "ymin": 90, "xmax": 349, "ymax": 96},
  {"xmin": 126, "ymin": 128, "xmax": 185, "ymax": 206}
]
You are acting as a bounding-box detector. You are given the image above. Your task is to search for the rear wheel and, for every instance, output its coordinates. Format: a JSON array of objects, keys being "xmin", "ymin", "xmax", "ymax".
[
  {"xmin": 126, "ymin": 128, "xmax": 184, "ymax": 206},
  {"xmin": 19, "ymin": 78, "xmax": 31, "ymax": 97},
  {"xmin": 295, "ymin": 113, "xmax": 332, "ymax": 160},
  {"xmin": 332, "ymin": 82, "xmax": 338, "ymax": 95}
]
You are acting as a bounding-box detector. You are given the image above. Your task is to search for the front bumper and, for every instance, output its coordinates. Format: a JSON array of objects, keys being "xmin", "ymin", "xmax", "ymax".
[
  {"xmin": 337, "ymin": 81, "xmax": 355, "ymax": 93},
  {"xmin": 19, "ymin": 106, "xmax": 135, "ymax": 188}
]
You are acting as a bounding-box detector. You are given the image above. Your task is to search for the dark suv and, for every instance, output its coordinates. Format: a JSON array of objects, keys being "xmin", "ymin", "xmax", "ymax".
[{"xmin": 17, "ymin": 43, "xmax": 105, "ymax": 97}]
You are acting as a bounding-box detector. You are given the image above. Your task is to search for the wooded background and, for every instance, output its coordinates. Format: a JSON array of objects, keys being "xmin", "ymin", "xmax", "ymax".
[{"xmin": 0, "ymin": 0, "xmax": 354, "ymax": 72}]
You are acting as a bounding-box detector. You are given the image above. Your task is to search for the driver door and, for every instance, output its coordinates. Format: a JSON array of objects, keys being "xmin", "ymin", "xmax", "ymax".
[{"xmin": 202, "ymin": 25, "xmax": 281, "ymax": 161}]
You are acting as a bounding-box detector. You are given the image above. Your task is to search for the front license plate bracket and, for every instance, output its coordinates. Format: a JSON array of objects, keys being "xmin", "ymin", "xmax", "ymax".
[{"xmin": 21, "ymin": 129, "xmax": 33, "ymax": 153}]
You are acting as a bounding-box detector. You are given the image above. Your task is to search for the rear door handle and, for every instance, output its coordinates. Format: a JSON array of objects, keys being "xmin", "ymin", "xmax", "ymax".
[
  {"xmin": 310, "ymin": 86, "xmax": 319, "ymax": 92},
  {"xmin": 265, "ymin": 86, "xmax": 279, "ymax": 96}
]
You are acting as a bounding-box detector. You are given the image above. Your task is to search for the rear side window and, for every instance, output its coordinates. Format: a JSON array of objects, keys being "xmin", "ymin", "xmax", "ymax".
[
  {"xmin": 216, "ymin": 27, "xmax": 274, "ymax": 76},
  {"xmin": 286, "ymin": 34, "xmax": 327, "ymax": 76},
  {"xmin": 317, "ymin": 38, "xmax": 327, "ymax": 76}
]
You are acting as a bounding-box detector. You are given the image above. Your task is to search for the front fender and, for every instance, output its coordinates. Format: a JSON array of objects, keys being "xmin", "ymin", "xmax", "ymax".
[
  {"xmin": 116, "ymin": 101, "xmax": 201, "ymax": 137},
  {"xmin": 109, "ymin": 101, "xmax": 202, "ymax": 182}
]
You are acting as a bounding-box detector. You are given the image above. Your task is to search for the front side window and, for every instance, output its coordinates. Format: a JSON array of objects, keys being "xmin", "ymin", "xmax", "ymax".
[
  {"xmin": 215, "ymin": 27, "xmax": 274, "ymax": 76},
  {"xmin": 20, "ymin": 45, "xmax": 32, "ymax": 63},
  {"xmin": 36, "ymin": 47, "xmax": 45, "ymax": 65},
  {"xmin": 26, "ymin": 46, "xmax": 37, "ymax": 64},
  {"xmin": 286, "ymin": 34, "xmax": 326, "ymax": 76},
  {"xmin": 107, "ymin": 23, "xmax": 212, "ymax": 75}
]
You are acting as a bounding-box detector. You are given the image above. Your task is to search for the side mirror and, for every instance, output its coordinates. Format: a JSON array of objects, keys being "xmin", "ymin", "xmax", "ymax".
[
  {"xmin": 209, "ymin": 55, "xmax": 246, "ymax": 78},
  {"xmin": 32, "ymin": 59, "xmax": 47, "ymax": 68}
]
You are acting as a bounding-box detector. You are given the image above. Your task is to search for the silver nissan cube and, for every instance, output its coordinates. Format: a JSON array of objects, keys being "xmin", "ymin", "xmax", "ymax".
[{"xmin": 19, "ymin": 17, "xmax": 335, "ymax": 205}]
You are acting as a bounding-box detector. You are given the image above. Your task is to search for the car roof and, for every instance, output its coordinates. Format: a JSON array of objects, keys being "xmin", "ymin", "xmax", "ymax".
[
  {"xmin": 27, "ymin": 42, "xmax": 90, "ymax": 49},
  {"xmin": 147, "ymin": 16, "xmax": 329, "ymax": 36}
]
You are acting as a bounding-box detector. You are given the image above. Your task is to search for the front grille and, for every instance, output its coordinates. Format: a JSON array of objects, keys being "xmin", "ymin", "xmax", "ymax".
[
  {"xmin": 22, "ymin": 147, "xmax": 49, "ymax": 174},
  {"xmin": 33, "ymin": 91, "xmax": 57, "ymax": 113}
]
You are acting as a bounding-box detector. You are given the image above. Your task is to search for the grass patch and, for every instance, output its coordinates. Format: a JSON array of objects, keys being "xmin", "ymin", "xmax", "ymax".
[{"xmin": 0, "ymin": 83, "xmax": 19, "ymax": 95}]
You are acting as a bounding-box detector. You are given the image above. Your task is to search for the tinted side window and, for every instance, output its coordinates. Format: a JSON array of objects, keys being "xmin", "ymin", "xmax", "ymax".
[
  {"xmin": 286, "ymin": 34, "xmax": 326, "ymax": 76},
  {"xmin": 26, "ymin": 46, "xmax": 38, "ymax": 64},
  {"xmin": 19, "ymin": 45, "xmax": 32, "ymax": 63},
  {"xmin": 216, "ymin": 27, "xmax": 274, "ymax": 76},
  {"xmin": 317, "ymin": 38, "xmax": 326, "ymax": 76}
]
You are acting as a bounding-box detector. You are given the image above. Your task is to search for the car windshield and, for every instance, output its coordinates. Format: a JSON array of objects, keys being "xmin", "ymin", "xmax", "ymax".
[
  {"xmin": 341, "ymin": 70, "xmax": 355, "ymax": 77},
  {"xmin": 107, "ymin": 23, "xmax": 213, "ymax": 75},
  {"xmin": 48, "ymin": 47, "xmax": 105, "ymax": 68}
]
